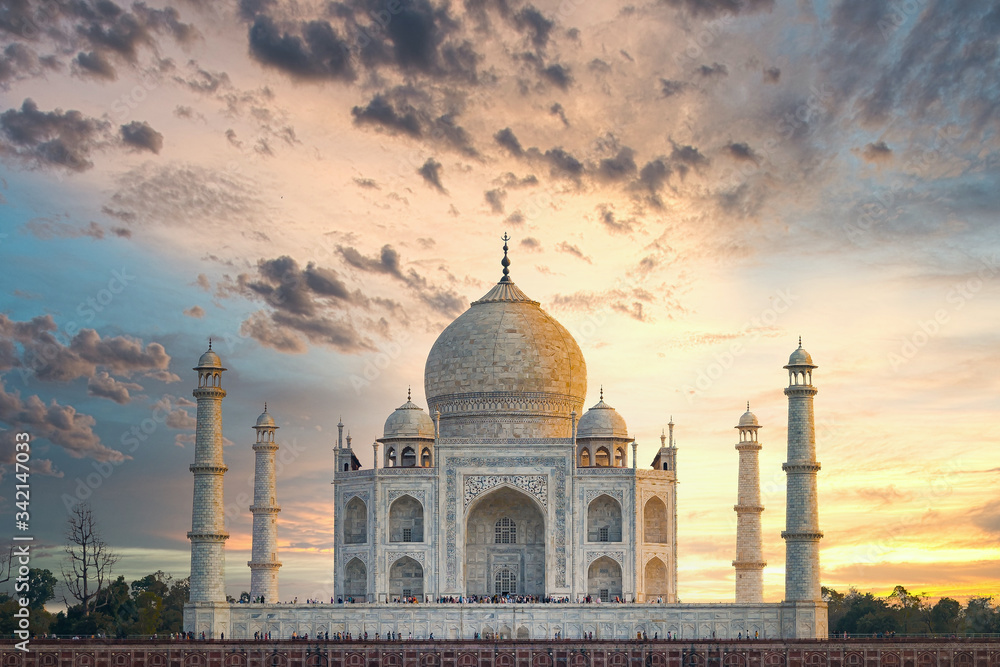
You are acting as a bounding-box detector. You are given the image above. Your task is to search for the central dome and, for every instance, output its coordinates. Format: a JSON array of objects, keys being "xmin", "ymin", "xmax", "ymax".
[{"xmin": 424, "ymin": 275, "xmax": 587, "ymax": 439}]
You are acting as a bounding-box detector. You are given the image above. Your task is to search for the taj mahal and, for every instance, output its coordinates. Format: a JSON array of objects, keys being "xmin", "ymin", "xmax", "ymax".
[{"xmin": 183, "ymin": 238, "xmax": 828, "ymax": 640}]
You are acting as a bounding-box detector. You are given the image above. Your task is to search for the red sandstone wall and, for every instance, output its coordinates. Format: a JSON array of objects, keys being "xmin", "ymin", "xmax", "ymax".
[{"xmin": 2, "ymin": 639, "xmax": 998, "ymax": 667}]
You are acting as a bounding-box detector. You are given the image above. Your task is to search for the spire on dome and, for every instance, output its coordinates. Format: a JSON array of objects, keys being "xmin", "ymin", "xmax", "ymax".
[
  {"xmin": 208, "ymin": 337, "xmax": 212, "ymax": 350},
  {"xmin": 600, "ymin": 385, "xmax": 603, "ymax": 401},
  {"xmin": 500, "ymin": 232, "xmax": 511, "ymax": 282},
  {"xmin": 408, "ymin": 385, "xmax": 411, "ymax": 402}
]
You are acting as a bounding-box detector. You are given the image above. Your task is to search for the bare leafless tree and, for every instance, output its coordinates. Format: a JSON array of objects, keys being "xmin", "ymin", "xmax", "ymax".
[{"xmin": 62, "ymin": 503, "xmax": 120, "ymax": 615}]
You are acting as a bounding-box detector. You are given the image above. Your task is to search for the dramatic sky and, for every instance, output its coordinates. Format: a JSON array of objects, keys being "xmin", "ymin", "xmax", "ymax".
[{"xmin": 1, "ymin": 0, "xmax": 999, "ymax": 606}]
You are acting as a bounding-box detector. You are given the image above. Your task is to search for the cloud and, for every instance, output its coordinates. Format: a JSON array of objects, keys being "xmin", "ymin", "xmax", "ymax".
[
  {"xmin": 542, "ymin": 147, "xmax": 584, "ymax": 180},
  {"xmin": 550, "ymin": 102, "xmax": 569, "ymax": 127},
  {"xmin": 350, "ymin": 94, "xmax": 420, "ymax": 136},
  {"xmin": 152, "ymin": 395, "xmax": 197, "ymax": 430},
  {"xmin": 971, "ymin": 499, "xmax": 1000, "ymax": 537},
  {"xmin": 556, "ymin": 241, "xmax": 592, "ymax": 263},
  {"xmin": 0, "ymin": 314, "xmax": 174, "ymax": 384},
  {"xmin": 87, "ymin": 372, "xmax": 143, "ymax": 404},
  {"xmin": 121, "ymin": 121, "xmax": 164, "ymax": 154},
  {"xmin": 418, "ymin": 157, "xmax": 446, "ymax": 192},
  {"xmin": 485, "ymin": 188, "xmax": 506, "ymax": 213},
  {"xmin": 660, "ymin": 79, "xmax": 689, "ymax": 98},
  {"xmin": 0, "ymin": 43, "xmax": 57, "ymax": 84},
  {"xmin": 505, "ymin": 210, "xmax": 525, "ymax": 225},
  {"xmin": 670, "ymin": 140, "xmax": 709, "ymax": 178},
  {"xmin": 353, "ymin": 177, "xmax": 379, "ymax": 189},
  {"xmin": 73, "ymin": 50, "xmax": 117, "ymax": 80},
  {"xmin": 514, "ymin": 6, "xmax": 554, "ymax": 49},
  {"xmin": 725, "ymin": 142, "xmax": 760, "ymax": 164},
  {"xmin": 698, "ymin": 62, "xmax": 728, "ymax": 78},
  {"xmin": 636, "ymin": 158, "xmax": 671, "ymax": 195},
  {"xmin": 183, "ymin": 306, "xmax": 205, "ymax": 318},
  {"xmin": 351, "ymin": 92, "xmax": 478, "ymax": 154},
  {"xmin": 248, "ymin": 15, "xmax": 354, "ymax": 81},
  {"xmin": 862, "ymin": 140, "xmax": 893, "ymax": 163},
  {"xmin": 520, "ymin": 237, "xmax": 541, "ymax": 251},
  {"xmin": 495, "ymin": 127, "xmax": 524, "ymax": 156},
  {"xmin": 23, "ymin": 219, "xmax": 105, "ymax": 240},
  {"xmin": 0, "ymin": 99, "xmax": 111, "ymax": 172},
  {"xmin": 763, "ymin": 66, "xmax": 780, "ymax": 83},
  {"xmin": 596, "ymin": 204, "xmax": 637, "ymax": 234},
  {"xmin": 337, "ymin": 244, "xmax": 464, "ymax": 316},
  {"xmin": 660, "ymin": 0, "xmax": 775, "ymax": 18},
  {"xmin": 0, "ymin": 1, "xmax": 196, "ymax": 84},
  {"xmin": 539, "ymin": 62, "xmax": 572, "ymax": 89},
  {"xmin": 103, "ymin": 163, "xmax": 268, "ymax": 229},
  {"xmin": 597, "ymin": 148, "xmax": 637, "ymax": 182},
  {"xmin": 0, "ymin": 379, "xmax": 126, "ymax": 463},
  {"xmin": 232, "ymin": 256, "xmax": 378, "ymax": 353}
]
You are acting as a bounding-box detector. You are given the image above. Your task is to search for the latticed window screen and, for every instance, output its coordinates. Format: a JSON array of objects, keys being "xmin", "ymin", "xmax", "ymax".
[
  {"xmin": 402, "ymin": 528, "xmax": 412, "ymax": 542},
  {"xmin": 495, "ymin": 517, "xmax": 516, "ymax": 544},
  {"xmin": 495, "ymin": 568, "xmax": 516, "ymax": 595},
  {"xmin": 599, "ymin": 527, "xmax": 609, "ymax": 542},
  {"xmin": 600, "ymin": 589, "xmax": 610, "ymax": 602}
]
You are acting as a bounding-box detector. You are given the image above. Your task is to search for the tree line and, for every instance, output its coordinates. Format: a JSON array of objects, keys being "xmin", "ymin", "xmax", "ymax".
[{"xmin": 824, "ymin": 586, "xmax": 1000, "ymax": 635}]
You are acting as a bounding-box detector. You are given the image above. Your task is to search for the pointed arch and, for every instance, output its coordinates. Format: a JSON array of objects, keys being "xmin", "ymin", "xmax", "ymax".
[
  {"xmin": 595, "ymin": 447, "xmax": 610, "ymax": 466},
  {"xmin": 344, "ymin": 496, "xmax": 367, "ymax": 544},
  {"xmin": 344, "ymin": 557, "xmax": 367, "ymax": 600},
  {"xmin": 644, "ymin": 556, "xmax": 668, "ymax": 599},
  {"xmin": 587, "ymin": 494, "xmax": 622, "ymax": 542},
  {"xmin": 587, "ymin": 556, "xmax": 622, "ymax": 601},
  {"xmin": 644, "ymin": 496, "xmax": 668, "ymax": 544},
  {"xmin": 389, "ymin": 556, "xmax": 424, "ymax": 601},
  {"xmin": 389, "ymin": 494, "xmax": 423, "ymax": 542}
]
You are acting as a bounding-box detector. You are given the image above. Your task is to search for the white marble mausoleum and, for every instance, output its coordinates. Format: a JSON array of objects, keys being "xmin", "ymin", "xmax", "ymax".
[{"xmin": 183, "ymin": 240, "xmax": 828, "ymax": 640}]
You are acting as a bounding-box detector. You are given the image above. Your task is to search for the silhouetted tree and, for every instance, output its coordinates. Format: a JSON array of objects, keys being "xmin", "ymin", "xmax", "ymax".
[{"xmin": 62, "ymin": 503, "xmax": 120, "ymax": 616}]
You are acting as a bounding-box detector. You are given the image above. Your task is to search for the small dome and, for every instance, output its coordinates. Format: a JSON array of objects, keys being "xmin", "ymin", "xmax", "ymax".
[
  {"xmin": 197, "ymin": 347, "xmax": 223, "ymax": 368},
  {"xmin": 788, "ymin": 347, "xmax": 812, "ymax": 366},
  {"xmin": 577, "ymin": 395, "xmax": 628, "ymax": 439},
  {"xmin": 383, "ymin": 398, "xmax": 435, "ymax": 440},
  {"xmin": 256, "ymin": 410, "xmax": 275, "ymax": 427},
  {"xmin": 738, "ymin": 410, "xmax": 759, "ymax": 427}
]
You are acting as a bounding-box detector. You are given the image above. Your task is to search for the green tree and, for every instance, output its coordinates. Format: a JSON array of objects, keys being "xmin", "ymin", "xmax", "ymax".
[
  {"xmin": 823, "ymin": 587, "xmax": 848, "ymax": 632},
  {"xmin": 930, "ymin": 597, "xmax": 961, "ymax": 634},
  {"xmin": 27, "ymin": 568, "xmax": 58, "ymax": 610},
  {"xmin": 159, "ymin": 576, "xmax": 189, "ymax": 633},
  {"xmin": 888, "ymin": 585, "xmax": 926, "ymax": 633},
  {"xmin": 963, "ymin": 597, "xmax": 999, "ymax": 634}
]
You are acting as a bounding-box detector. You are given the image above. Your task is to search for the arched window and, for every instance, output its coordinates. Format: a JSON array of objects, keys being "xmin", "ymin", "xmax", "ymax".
[
  {"xmin": 386, "ymin": 448, "xmax": 396, "ymax": 467},
  {"xmin": 595, "ymin": 447, "xmax": 610, "ymax": 466},
  {"xmin": 614, "ymin": 448, "xmax": 624, "ymax": 467},
  {"xmin": 401, "ymin": 447, "xmax": 416, "ymax": 467},
  {"xmin": 421, "ymin": 448, "xmax": 432, "ymax": 467},
  {"xmin": 495, "ymin": 517, "xmax": 516, "ymax": 544},
  {"xmin": 495, "ymin": 568, "xmax": 516, "ymax": 596},
  {"xmin": 580, "ymin": 449, "xmax": 590, "ymax": 467}
]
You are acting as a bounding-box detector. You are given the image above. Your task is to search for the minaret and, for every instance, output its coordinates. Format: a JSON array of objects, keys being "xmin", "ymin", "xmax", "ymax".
[
  {"xmin": 782, "ymin": 338, "xmax": 823, "ymax": 602},
  {"xmin": 733, "ymin": 403, "xmax": 766, "ymax": 603},
  {"xmin": 248, "ymin": 405, "xmax": 281, "ymax": 604},
  {"xmin": 188, "ymin": 341, "xmax": 229, "ymax": 604}
]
